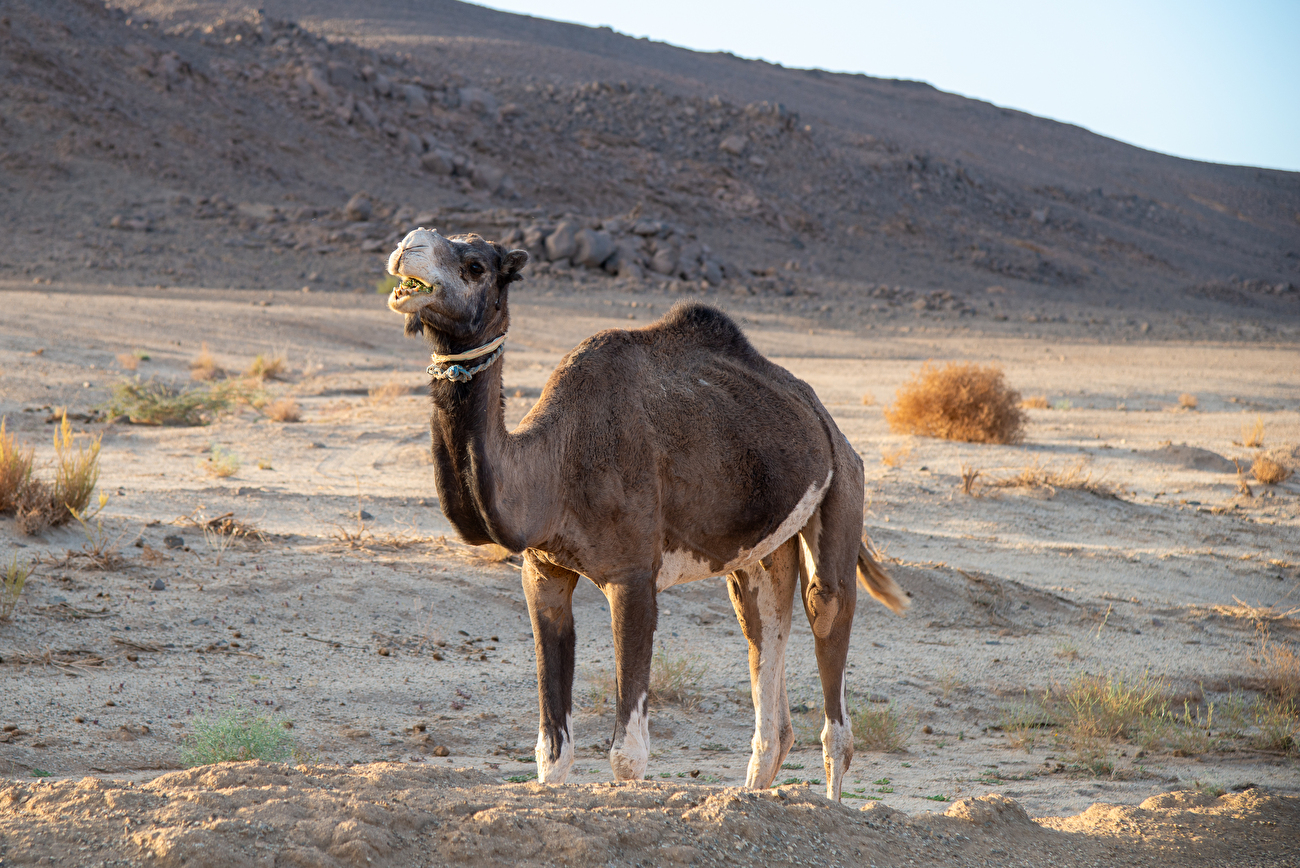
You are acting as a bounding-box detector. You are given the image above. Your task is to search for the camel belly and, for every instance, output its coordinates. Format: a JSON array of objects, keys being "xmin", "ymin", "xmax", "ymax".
[{"xmin": 655, "ymin": 470, "xmax": 831, "ymax": 592}]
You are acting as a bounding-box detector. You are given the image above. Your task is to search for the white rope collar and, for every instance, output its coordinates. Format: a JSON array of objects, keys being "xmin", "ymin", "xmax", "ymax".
[{"xmin": 427, "ymin": 333, "xmax": 506, "ymax": 383}]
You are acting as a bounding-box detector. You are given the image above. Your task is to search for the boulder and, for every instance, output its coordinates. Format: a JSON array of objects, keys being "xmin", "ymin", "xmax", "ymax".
[
  {"xmin": 402, "ymin": 131, "xmax": 424, "ymax": 155},
  {"xmin": 372, "ymin": 73, "xmax": 392, "ymax": 98},
  {"xmin": 545, "ymin": 221, "xmax": 580, "ymax": 262},
  {"xmin": 304, "ymin": 66, "xmax": 334, "ymax": 101},
  {"xmin": 702, "ymin": 259, "xmax": 724, "ymax": 285},
  {"xmin": 459, "ymin": 87, "xmax": 498, "ymax": 117},
  {"xmin": 650, "ymin": 247, "xmax": 678, "ymax": 275},
  {"xmin": 355, "ymin": 100, "xmax": 378, "ymax": 128},
  {"xmin": 400, "ymin": 84, "xmax": 428, "ymax": 114},
  {"xmin": 345, "ymin": 193, "xmax": 372, "ymax": 222},
  {"xmin": 471, "ymin": 163, "xmax": 505, "ymax": 192},
  {"xmin": 573, "ymin": 229, "xmax": 615, "ymax": 269},
  {"xmin": 719, "ymin": 134, "xmax": 748, "ymax": 156},
  {"xmin": 420, "ymin": 150, "xmax": 454, "ymax": 175}
]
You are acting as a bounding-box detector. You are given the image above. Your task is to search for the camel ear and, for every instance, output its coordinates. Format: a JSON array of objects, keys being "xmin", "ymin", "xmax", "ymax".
[
  {"xmin": 502, "ymin": 248, "xmax": 528, "ymax": 279},
  {"xmin": 404, "ymin": 313, "xmax": 424, "ymax": 336}
]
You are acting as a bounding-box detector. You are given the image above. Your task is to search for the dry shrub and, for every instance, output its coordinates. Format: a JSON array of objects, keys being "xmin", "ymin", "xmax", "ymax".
[
  {"xmin": 190, "ymin": 343, "xmax": 224, "ymax": 381},
  {"xmin": 960, "ymin": 464, "xmax": 980, "ymax": 495},
  {"xmin": 53, "ymin": 413, "xmax": 101, "ymax": 517},
  {"xmin": 107, "ymin": 378, "xmax": 244, "ymax": 426},
  {"xmin": 1178, "ymin": 393, "xmax": 1198, "ymax": 409},
  {"xmin": 116, "ymin": 352, "xmax": 139, "ymax": 371},
  {"xmin": 990, "ymin": 458, "xmax": 1114, "ymax": 497},
  {"xmin": 880, "ymin": 444, "xmax": 910, "ymax": 468},
  {"xmin": 1020, "ymin": 395, "xmax": 1050, "ymax": 409},
  {"xmin": 885, "ymin": 362, "xmax": 1026, "ymax": 444},
  {"xmin": 850, "ymin": 701, "xmax": 915, "ymax": 752},
  {"xmin": 650, "ymin": 644, "xmax": 708, "ymax": 709},
  {"xmin": 265, "ymin": 398, "xmax": 301, "ymax": 423},
  {"xmin": 860, "ymin": 392, "xmax": 876, "ymax": 407},
  {"xmin": 1256, "ymin": 629, "xmax": 1300, "ymax": 704},
  {"xmin": 1252, "ymin": 456, "xmax": 1291, "ymax": 485},
  {"xmin": 1242, "ymin": 416, "xmax": 1265, "ymax": 448},
  {"xmin": 2, "ymin": 555, "xmax": 31, "ymax": 620},
  {"xmin": 245, "ymin": 353, "xmax": 286, "ymax": 382},
  {"xmin": 204, "ymin": 446, "xmax": 240, "ymax": 478},
  {"xmin": 0, "ymin": 419, "xmax": 35, "ymax": 513},
  {"xmin": 369, "ymin": 381, "xmax": 408, "ymax": 405}
]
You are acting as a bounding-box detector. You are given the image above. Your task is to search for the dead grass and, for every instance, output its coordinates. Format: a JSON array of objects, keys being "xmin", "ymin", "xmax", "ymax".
[
  {"xmin": 880, "ymin": 444, "xmax": 911, "ymax": 468},
  {"xmin": 368, "ymin": 381, "xmax": 408, "ymax": 405},
  {"xmin": 960, "ymin": 464, "xmax": 980, "ymax": 495},
  {"xmin": 245, "ymin": 353, "xmax": 286, "ymax": 382},
  {"xmin": 203, "ymin": 446, "xmax": 241, "ymax": 478},
  {"xmin": 53, "ymin": 413, "xmax": 101, "ymax": 518},
  {"xmin": 860, "ymin": 392, "xmax": 876, "ymax": 407},
  {"xmin": 0, "ymin": 418, "xmax": 35, "ymax": 513},
  {"xmin": 1251, "ymin": 456, "xmax": 1291, "ymax": 485},
  {"xmin": 1255, "ymin": 627, "xmax": 1300, "ymax": 704},
  {"xmin": 1242, "ymin": 416, "xmax": 1265, "ymax": 448},
  {"xmin": 106, "ymin": 378, "xmax": 255, "ymax": 426},
  {"xmin": 885, "ymin": 361, "xmax": 1026, "ymax": 444},
  {"xmin": 264, "ymin": 398, "xmax": 301, "ymax": 423},
  {"xmin": 850, "ymin": 700, "xmax": 915, "ymax": 752},
  {"xmin": 190, "ymin": 343, "xmax": 224, "ymax": 381},
  {"xmin": 1178, "ymin": 393, "xmax": 1198, "ymax": 409},
  {"xmin": 4, "ymin": 648, "xmax": 106, "ymax": 676},
  {"xmin": 1020, "ymin": 395, "xmax": 1050, "ymax": 409},
  {"xmin": 988, "ymin": 458, "xmax": 1115, "ymax": 498},
  {"xmin": 115, "ymin": 353, "xmax": 139, "ymax": 371},
  {"xmin": 650, "ymin": 644, "xmax": 708, "ymax": 709}
]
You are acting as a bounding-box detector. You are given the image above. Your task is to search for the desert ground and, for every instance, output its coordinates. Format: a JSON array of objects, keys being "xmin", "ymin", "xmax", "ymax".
[{"xmin": 0, "ymin": 273, "xmax": 1297, "ymax": 867}]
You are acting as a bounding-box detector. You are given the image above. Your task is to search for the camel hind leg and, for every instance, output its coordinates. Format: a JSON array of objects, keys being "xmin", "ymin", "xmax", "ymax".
[
  {"xmin": 796, "ymin": 463, "xmax": 862, "ymax": 802},
  {"xmin": 726, "ymin": 537, "xmax": 799, "ymax": 789}
]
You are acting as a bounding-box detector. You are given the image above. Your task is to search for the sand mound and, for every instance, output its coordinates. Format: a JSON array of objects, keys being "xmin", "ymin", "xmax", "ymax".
[{"xmin": 1, "ymin": 762, "xmax": 1295, "ymax": 867}]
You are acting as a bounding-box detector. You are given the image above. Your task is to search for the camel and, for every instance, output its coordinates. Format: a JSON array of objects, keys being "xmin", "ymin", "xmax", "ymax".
[{"xmin": 385, "ymin": 228, "xmax": 907, "ymax": 801}]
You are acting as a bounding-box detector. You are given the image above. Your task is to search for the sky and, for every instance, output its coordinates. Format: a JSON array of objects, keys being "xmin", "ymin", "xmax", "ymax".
[{"xmin": 477, "ymin": 0, "xmax": 1300, "ymax": 173}]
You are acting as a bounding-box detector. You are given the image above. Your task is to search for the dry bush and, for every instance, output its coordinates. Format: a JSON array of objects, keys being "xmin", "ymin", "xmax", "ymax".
[
  {"xmin": 245, "ymin": 353, "xmax": 286, "ymax": 381},
  {"xmin": 204, "ymin": 446, "xmax": 240, "ymax": 478},
  {"xmin": 1020, "ymin": 395, "xmax": 1050, "ymax": 409},
  {"xmin": 885, "ymin": 361, "xmax": 1026, "ymax": 444},
  {"xmin": 107, "ymin": 378, "xmax": 245, "ymax": 426},
  {"xmin": 880, "ymin": 444, "xmax": 911, "ymax": 468},
  {"xmin": 960, "ymin": 464, "xmax": 980, "ymax": 495},
  {"xmin": 860, "ymin": 392, "xmax": 876, "ymax": 407},
  {"xmin": 53, "ymin": 413, "xmax": 101, "ymax": 518},
  {"xmin": 2, "ymin": 555, "xmax": 31, "ymax": 620},
  {"xmin": 0, "ymin": 418, "xmax": 35, "ymax": 513},
  {"xmin": 1256, "ymin": 629, "xmax": 1300, "ymax": 704},
  {"xmin": 850, "ymin": 701, "xmax": 915, "ymax": 752},
  {"xmin": 190, "ymin": 343, "xmax": 224, "ymax": 381},
  {"xmin": 115, "ymin": 352, "xmax": 139, "ymax": 371},
  {"xmin": 1178, "ymin": 393, "xmax": 1198, "ymax": 409},
  {"xmin": 650, "ymin": 644, "xmax": 708, "ymax": 709},
  {"xmin": 369, "ymin": 381, "xmax": 408, "ymax": 405},
  {"xmin": 989, "ymin": 458, "xmax": 1114, "ymax": 497},
  {"xmin": 1242, "ymin": 416, "xmax": 1265, "ymax": 448},
  {"xmin": 1252, "ymin": 456, "xmax": 1291, "ymax": 485},
  {"xmin": 999, "ymin": 695, "xmax": 1055, "ymax": 751},
  {"xmin": 264, "ymin": 398, "xmax": 301, "ymax": 423}
]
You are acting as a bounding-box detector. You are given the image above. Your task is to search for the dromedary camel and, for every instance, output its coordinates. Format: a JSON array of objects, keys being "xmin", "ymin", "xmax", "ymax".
[{"xmin": 385, "ymin": 228, "xmax": 907, "ymax": 800}]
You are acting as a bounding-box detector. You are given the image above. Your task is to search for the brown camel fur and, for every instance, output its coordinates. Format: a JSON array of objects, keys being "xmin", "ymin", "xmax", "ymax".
[{"xmin": 385, "ymin": 228, "xmax": 907, "ymax": 800}]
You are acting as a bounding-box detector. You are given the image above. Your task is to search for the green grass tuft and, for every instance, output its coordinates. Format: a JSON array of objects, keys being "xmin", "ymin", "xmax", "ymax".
[{"xmin": 180, "ymin": 708, "xmax": 297, "ymax": 767}]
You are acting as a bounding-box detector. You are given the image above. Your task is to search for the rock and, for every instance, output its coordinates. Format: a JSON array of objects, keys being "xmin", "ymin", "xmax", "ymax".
[
  {"xmin": 458, "ymin": 86, "xmax": 498, "ymax": 117},
  {"xmin": 702, "ymin": 259, "xmax": 724, "ymax": 285},
  {"xmin": 333, "ymin": 93, "xmax": 355, "ymax": 124},
  {"xmin": 163, "ymin": 535, "xmax": 184, "ymax": 550},
  {"xmin": 345, "ymin": 193, "xmax": 372, "ymax": 222},
  {"xmin": 471, "ymin": 163, "xmax": 505, "ymax": 192},
  {"xmin": 617, "ymin": 258, "xmax": 645, "ymax": 280},
  {"xmin": 523, "ymin": 224, "xmax": 551, "ymax": 251},
  {"xmin": 150, "ymin": 579, "xmax": 166, "ymax": 591},
  {"xmin": 304, "ymin": 66, "xmax": 334, "ymax": 101},
  {"xmin": 719, "ymin": 134, "xmax": 748, "ymax": 156},
  {"xmin": 650, "ymin": 247, "xmax": 678, "ymax": 275},
  {"xmin": 400, "ymin": 84, "xmax": 427, "ymax": 114},
  {"xmin": 431, "ymin": 745, "xmax": 450, "ymax": 757},
  {"xmin": 631, "ymin": 220, "xmax": 664, "ymax": 236},
  {"xmin": 573, "ymin": 229, "xmax": 615, "ymax": 269},
  {"xmin": 421, "ymin": 150, "xmax": 454, "ymax": 175},
  {"xmin": 545, "ymin": 221, "xmax": 580, "ymax": 262},
  {"xmin": 402, "ymin": 131, "xmax": 424, "ymax": 155},
  {"xmin": 371, "ymin": 73, "xmax": 392, "ymax": 98},
  {"xmin": 1032, "ymin": 207, "xmax": 1049, "ymax": 224}
]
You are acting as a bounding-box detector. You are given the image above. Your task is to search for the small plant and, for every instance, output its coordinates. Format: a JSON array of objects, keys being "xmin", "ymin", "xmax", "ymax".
[
  {"xmin": 923, "ymin": 794, "xmax": 949, "ymax": 802},
  {"xmin": 1019, "ymin": 395, "xmax": 1049, "ymax": 409},
  {"xmin": 960, "ymin": 464, "xmax": 980, "ymax": 495},
  {"xmin": 68, "ymin": 494, "xmax": 124, "ymax": 570},
  {"xmin": 937, "ymin": 666, "xmax": 968, "ymax": 699},
  {"xmin": 264, "ymin": 398, "xmax": 301, "ymax": 423},
  {"xmin": 180, "ymin": 708, "xmax": 297, "ymax": 766},
  {"xmin": 781, "ymin": 762, "xmax": 804, "ymax": 770},
  {"xmin": 53, "ymin": 412, "xmax": 101, "ymax": 518},
  {"xmin": 115, "ymin": 352, "xmax": 140, "ymax": 371},
  {"xmin": 650, "ymin": 643, "xmax": 708, "ymax": 709},
  {"xmin": 245, "ymin": 353, "xmax": 287, "ymax": 382},
  {"xmin": 1178, "ymin": 393, "xmax": 1198, "ymax": 410},
  {"xmin": 2, "ymin": 555, "xmax": 31, "ymax": 620},
  {"xmin": 860, "ymin": 392, "xmax": 876, "ymax": 407},
  {"xmin": 1251, "ymin": 456, "xmax": 1291, "ymax": 485},
  {"xmin": 1051, "ymin": 399, "xmax": 1073, "ymax": 411},
  {"xmin": 1242, "ymin": 416, "xmax": 1264, "ymax": 448},
  {"xmin": 849, "ymin": 700, "xmax": 914, "ymax": 752},
  {"xmin": 1255, "ymin": 628, "xmax": 1299, "ymax": 704},
  {"xmin": 999, "ymin": 694, "xmax": 1055, "ymax": 751},
  {"xmin": 1250, "ymin": 699, "xmax": 1298, "ymax": 756},
  {"xmin": 989, "ymin": 458, "xmax": 1114, "ymax": 498},
  {"xmin": 880, "ymin": 444, "xmax": 911, "ymax": 468},
  {"xmin": 106, "ymin": 378, "xmax": 246, "ymax": 426},
  {"xmin": 1055, "ymin": 642, "xmax": 1081, "ymax": 661},
  {"xmin": 29, "ymin": 768, "xmax": 51, "ymax": 778},
  {"xmin": 204, "ymin": 446, "xmax": 241, "ymax": 478},
  {"xmin": 505, "ymin": 771, "xmax": 538, "ymax": 783},
  {"xmin": 190, "ymin": 343, "xmax": 224, "ymax": 381},
  {"xmin": 203, "ymin": 521, "xmax": 245, "ymax": 567},
  {"xmin": 369, "ymin": 381, "xmax": 408, "ymax": 405},
  {"xmin": 884, "ymin": 361, "xmax": 1026, "ymax": 444}
]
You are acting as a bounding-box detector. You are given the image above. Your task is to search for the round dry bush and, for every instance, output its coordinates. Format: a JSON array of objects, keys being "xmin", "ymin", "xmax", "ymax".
[
  {"xmin": 885, "ymin": 361, "xmax": 1026, "ymax": 444},
  {"xmin": 1252, "ymin": 456, "xmax": 1291, "ymax": 485}
]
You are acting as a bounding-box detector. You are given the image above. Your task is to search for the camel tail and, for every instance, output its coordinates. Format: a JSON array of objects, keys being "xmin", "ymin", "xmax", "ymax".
[{"xmin": 857, "ymin": 540, "xmax": 908, "ymax": 615}]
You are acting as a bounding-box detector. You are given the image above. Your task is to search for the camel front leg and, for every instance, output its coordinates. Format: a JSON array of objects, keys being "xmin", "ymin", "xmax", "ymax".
[
  {"xmin": 726, "ymin": 539, "xmax": 799, "ymax": 789},
  {"xmin": 604, "ymin": 578, "xmax": 657, "ymax": 781},
  {"xmin": 522, "ymin": 550, "xmax": 580, "ymax": 784}
]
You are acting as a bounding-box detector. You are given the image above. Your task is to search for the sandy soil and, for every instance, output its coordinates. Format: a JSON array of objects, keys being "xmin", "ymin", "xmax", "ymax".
[{"xmin": 0, "ymin": 277, "xmax": 1297, "ymax": 866}]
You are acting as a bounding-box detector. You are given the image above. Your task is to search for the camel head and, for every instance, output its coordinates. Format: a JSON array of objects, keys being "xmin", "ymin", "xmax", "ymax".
[{"xmin": 386, "ymin": 228, "xmax": 528, "ymax": 345}]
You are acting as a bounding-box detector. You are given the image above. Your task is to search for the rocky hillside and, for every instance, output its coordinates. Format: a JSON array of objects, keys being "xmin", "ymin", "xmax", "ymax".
[{"xmin": 2, "ymin": 0, "xmax": 1298, "ymax": 321}]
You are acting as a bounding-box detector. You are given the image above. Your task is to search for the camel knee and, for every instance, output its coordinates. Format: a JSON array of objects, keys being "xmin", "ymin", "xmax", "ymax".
[{"xmin": 804, "ymin": 583, "xmax": 845, "ymax": 639}]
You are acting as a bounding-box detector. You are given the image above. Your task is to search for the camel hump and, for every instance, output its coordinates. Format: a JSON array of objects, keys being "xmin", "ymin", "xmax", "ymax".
[
  {"xmin": 653, "ymin": 302, "xmax": 756, "ymax": 357},
  {"xmin": 857, "ymin": 540, "xmax": 909, "ymax": 615}
]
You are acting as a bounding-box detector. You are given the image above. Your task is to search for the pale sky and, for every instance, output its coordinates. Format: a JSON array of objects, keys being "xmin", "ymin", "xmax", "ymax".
[{"xmin": 477, "ymin": 0, "xmax": 1300, "ymax": 173}]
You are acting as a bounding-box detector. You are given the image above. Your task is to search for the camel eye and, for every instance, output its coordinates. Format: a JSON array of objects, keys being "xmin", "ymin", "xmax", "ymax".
[{"xmin": 468, "ymin": 262, "xmax": 485, "ymax": 277}]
